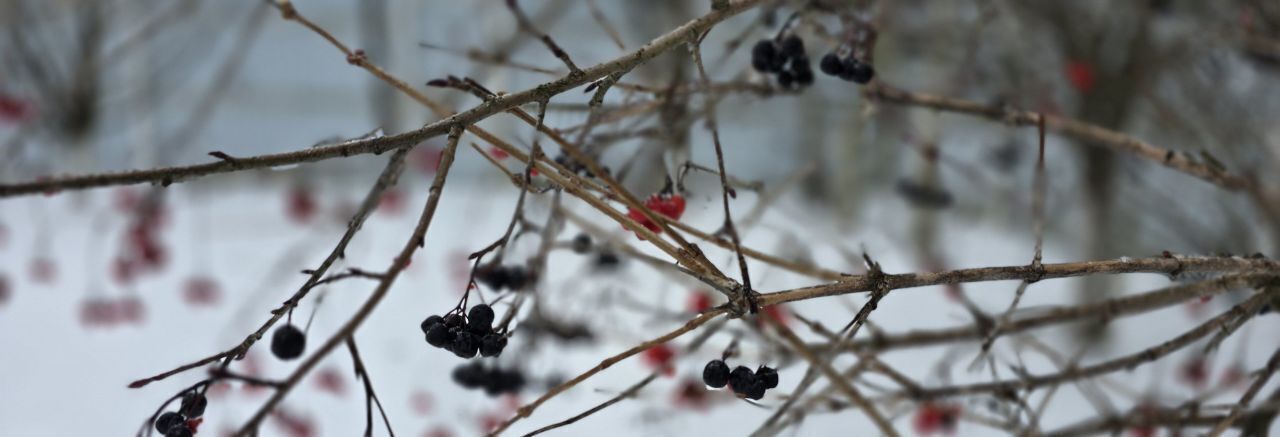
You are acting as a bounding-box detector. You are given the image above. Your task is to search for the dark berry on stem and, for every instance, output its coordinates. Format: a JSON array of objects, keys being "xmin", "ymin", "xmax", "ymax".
[
  {"xmin": 179, "ymin": 392, "xmax": 208, "ymax": 417},
  {"xmin": 468, "ymin": 304, "xmax": 495, "ymax": 329},
  {"xmin": 443, "ymin": 314, "xmax": 464, "ymax": 328},
  {"xmin": 166, "ymin": 426, "xmax": 193, "ymax": 437},
  {"xmin": 595, "ymin": 251, "xmax": 620, "ymax": 269},
  {"xmin": 781, "ymin": 35, "xmax": 805, "ymax": 58},
  {"xmin": 452, "ymin": 362, "xmax": 486, "ymax": 388},
  {"xmin": 479, "ymin": 334, "xmax": 506, "ymax": 357},
  {"xmin": 476, "ymin": 265, "xmax": 510, "ymax": 290},
  {"xmin": 452, "ymin": 331, "xmax": 479, "ymax": 358},
  {"xmin": 420, "ymin": 315, "xmax": 443, "ymax": 335},
  {"xmin": 794, "ymin": 66, "xmax": 814, "ymax": 86},
  {"xmin": 571, "ymin": 233, "xmax": 593, "ymax": 254},
  {"xmin": 729, "ymin": 366, "xmax": 754, "ymax": 394},
  {"xmin": 757, "ymin": 366, "xmax": 779, "ymax": 389},
  {"xmin": 745, "ymin": 381, "xmax": 767, "ymax": 400},
  {"xmin": 425, "ymin": 323, "xmax": 452, "ymax": 347},
  {"xmin": 155, "ymin": 412, "xmax": 185, "ymax": 433},
  {"xmin": 776, "ymin": 70, "xmax": 795, "ymax": 88},
  {"xmin": 820, "ymin": 53, "xmax": 843, "ymax": 76},
  {"xmin": 702, "ymin": 360, "xmax": 730, "ymax": 388},
  {"xmin": 271, "ymin": 324, "xmax": 306, "ymax": 360},
  {"xmin": 751, "ymin": 40, "xmax": 779, "ymax": 72},
  {"xmin": 842, "ymin": 59, "xmax": 875, "ymax": 84}
]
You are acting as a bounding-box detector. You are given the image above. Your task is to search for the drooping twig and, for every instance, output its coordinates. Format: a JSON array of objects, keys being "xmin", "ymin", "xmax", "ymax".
[{"xmin": 234, "ymin": 126, "xmax": 463, "ymax": 435}]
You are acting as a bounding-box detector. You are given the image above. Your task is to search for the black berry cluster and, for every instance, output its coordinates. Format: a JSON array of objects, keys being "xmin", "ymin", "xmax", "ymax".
[
  {"xmin": 593, "ymin": 250, "xmax": 621, "ymax": 271},
  {"xmin": 475, "ymin": 263, "xmax": 535, "ymax": 291},
  {"xmin": 152, "ymin": 392, "xmax": 206, "ymax": 437},
  {"xmin": 451, "ymin": 362, "xmax": 527, "ymax": 396},
  {"xmin": 818, "ymin": 52, "xmax": 875, "ymax": 84},
  {"xmin": 570, "ymin": 233, "xmax": 593, "ymax": 254},
  {"xmin": 553, "ymin": 154, "xmax": 611, "ymax": 178},
  {"xmin": 702, "ymin": 360, "xmax": 778, "ymax": 400},
  {"xmin": 270, "ymin": 324, "xmax": 306, "ymax": 361},
  {"xmin": 422, "ymin": 304, "xmax": 508, "ymax": 359},
  {"xmin": 751, "ymin": 35, "xmax": 815, "ymax": 89}
]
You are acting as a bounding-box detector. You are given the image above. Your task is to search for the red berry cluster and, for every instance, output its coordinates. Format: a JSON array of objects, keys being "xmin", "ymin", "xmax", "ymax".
[
  {"xmin": 114, "ymin": 195, "xmax": 170, "ymax": 284},
  {"xmin": 285, "ymin": 185, "xmax": 318, "ymax": 224},
  {"xmin": 641, "ymin": 343, "xmax": 678, "ymax": 376},
  {"xmin": 79, "ymin": 295, "xmax": 145, "ymax": 327},
  {"xmin": 625, "ymin": 193, "xmax": 686, "ymax": 236},
  {"xmin": 913, "ymin": 402, "xmax": 961, "ymax": 435}
]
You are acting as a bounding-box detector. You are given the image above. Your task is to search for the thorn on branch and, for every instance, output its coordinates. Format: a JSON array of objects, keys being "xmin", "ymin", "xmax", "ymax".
[{"xmin": 208, "ymin": 151, "xmax": 239, "ymax": 165}]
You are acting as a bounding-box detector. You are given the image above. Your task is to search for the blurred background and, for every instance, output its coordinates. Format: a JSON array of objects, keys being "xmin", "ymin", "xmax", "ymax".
[{"xmin": 2, "ymin": 0, "xmax": 1279, "ymax": 435}]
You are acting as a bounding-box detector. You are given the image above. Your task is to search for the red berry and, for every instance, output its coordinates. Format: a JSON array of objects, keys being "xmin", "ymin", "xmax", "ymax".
[
  {"xmin": 489, "ymin": 147, "xmax": 509, "ymax": 160},
  {"xmin": 118, "ymin": 295, "xmax": 146, "ymax": 324},
  {"xmin": 270, "ymin": 409, "xmax": 316, "ymax": 437},
  {"xmin": 672, "ymin": 378, "xmax": 710, "ymax": 410},
  {"xmin": 641, "ymin": 343, "xmax": 677, "ymax": 376},
  {"xmin": 0, "ymin": 93, "xmax": 34, "ymax": 123},
  {"xmin": 314, "ymin": 366, "xmax": 347, "ymax": 396},
  {"xmin": 1179, "ymin": 356, "xmax": 1209, "ymax": 389},
  {"xmin": 1220, "ymin": 363, "xmax": 1247, "ymax": 388},
  {"xmin": 112, "ymin": 256, "xmax": 139, "ymax": 285},
  {"xmin": 1065, "ymin": 60, "xmax": 1097, "ymax": 94},
  {"xmin": 913, "ymin": 402, "xmax": 961, "ymax": 434},
  {"xmin": 410, "ymin": 390, "xmax": 433, "ymax": 416},
  {"xmin": 30, "ymin": 258, "xmax": 56, "ymax": 284},
  {"xmin": 378, "ymin": 189, "xmax": 405, "ymax": 216},
  {"xmin": 286, "ymin": 186, "xmax": 318, "ymax": 224},
  {"xmin": 687, "ymin": 292, "xmax": 713, "ymax": 313},
  {"xmin": 113, "ymin": 188, "xmax": 142, "ymax": 213},
  {"xmin": 412, "ymin": 145, "xmax": 444, "ymax": 175},
  {"xmin": 183, "ymin": 276, "xmax": 221, "ymax": 306}
]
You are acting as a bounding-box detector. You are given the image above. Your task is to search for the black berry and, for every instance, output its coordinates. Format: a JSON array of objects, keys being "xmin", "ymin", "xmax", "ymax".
[
  {"xmin": 452, "ymin": 331, "xmax": 479, "ymax": 358},
  {"xmin": 778, "ymin": 70, "xmax": 796, "ymax": 88},
  {"xmin": 271, "ymin": 324, "xmax": 306, "ymax": 360},
  {"xmin": 154, "ymin": 412, "xmax": 185, "ymax": 433},
  {"xmin": 729, "ymin": 366, "xmax": 754, "ymax": 394},
  {"xmin": 780, "ymin": 35, "xmax": 805, "ymax": 59},
  {"xmin": 505, "ymin": 267, "xmax": 533, "ymax": 290},
  {"xmin": 179, "ymin": 392, "xmax": 207, "ymax": 417},
  {"xmin": 420, "ymin": 315, "xmax": 443, "ymax": 335},
  {"xmin": 479, "ymin": 333, "xmax": 507, "ymax": 357},
  {"xmin": 841, "ymin": 59, "xmax": 875, "ymax": 84},
  {"xmin": 702, "ymin": 360, "xmax": 730, "ymax": 388},
  {"xmin": 595, "ymin": 251, "xmax": 620, "ymax": 269},
  {"xmin": 571, "ymin": 233, "xmax": 593, "ymax": 254},
  {"xmin": 468, "ymin": 304, "xmax": 495, "ymax": 330},
  {"xmin": 425, "ymin": 323, "xmax": 452, "ymax": 347},
  {"xmin": 751, "ymin": 40, "xmax": 780, "ymax": 72},
  {"xmin": 484, "ymin": 368, "xmax": 526, "ymax": 396},
  {"xmin": 166, "ymin": 426, "xmax": 193, "ymax": 437},
  {"xmin": 793, "ymin": 64, "xmax": 814, "ymax": 86},
  {"xmin": 820, "ymin": 53, "xmax": 844, "ymax": 76},
  {"xmin": 452, "ymin": 362, "xmax": 486, "ymax": 388},
  {"xmin": 744, "ymin": 380, "xmax": 767, "ymax": 400},
  {"xmin": 476, "ymin": 265, "xmax": 511, "ymax": 290},
  {"xmin": 443, "ymin": 314, "xmax": 465, "ymax": 328},
  {"xmin": 757, "ymin": 366, "xmax": 779, "ymax": 389}
]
